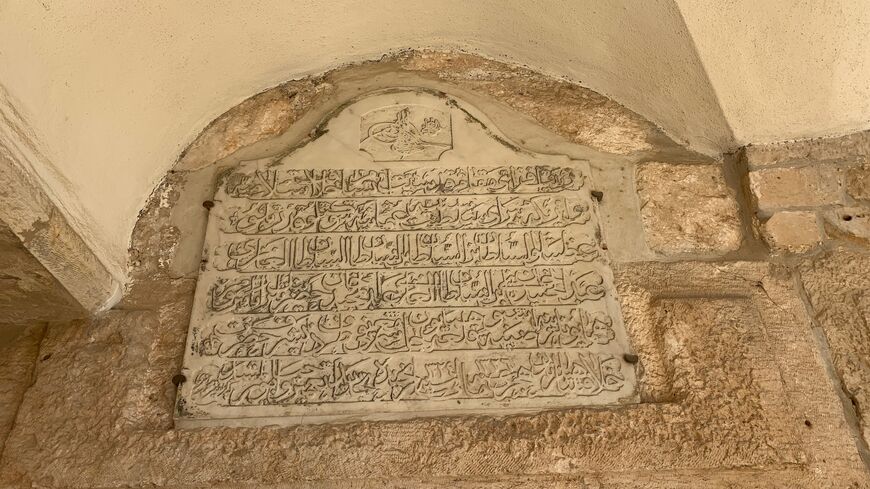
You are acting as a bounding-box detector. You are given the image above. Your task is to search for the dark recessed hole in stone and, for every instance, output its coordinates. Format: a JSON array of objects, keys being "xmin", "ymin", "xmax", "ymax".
[
  {"xmin": 41, "ymin": 353, "xmax": 52, "ymax": 361},
  {"xmin": 804, "ymin": 419, "xmax": 813, "ymax": 428},
  {"xmin": 172, "ymin": 374, "xmax": 187, "ymax": 386},
  {"xmin": 843, "ymin": 215, "xmax": 853, "ymax": 221}
]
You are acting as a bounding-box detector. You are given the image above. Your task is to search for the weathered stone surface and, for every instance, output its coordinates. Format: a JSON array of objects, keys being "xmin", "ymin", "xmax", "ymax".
[
  {"xmin": 749, "ymin": 165, "xmax": 843, "ymax": 212},
  {"xmin": 763, "ymin": 211, "xmax": 822, "ymax": 253},
  {"xmin": 615, "ymin": 262, "xmax": 869, "ymax": 487},
  {"xmin": 821, "ymin": 206, "xmax": 870, "ymax": 245},
  {"xmin": 800, "ymin": 251, "xmax": 870, "ymax": 448},
  {"xmin": 0, "ymin": 323, "xmax": 43, "ymax": 455},
  {"xmin": 121, "ymin": 167, "xmax": 201, "ymax": 311},
  {"xmin": 400, "ymin": 51, "xmax": 657, "ymax": 155},
  {"xmin": 178, "ymin": 79, "xmax": 336, "ymax": 170},
  {"xmin": 846, "ymin": 164, "xmax": 870, "ymax": 201},
  {"xmin": 176, "ymin": 91, "xmax": 637, "ymax": 427},
  {"xmin": 2, "ymin": 261, "xmax": 867, "ymax": 487},
  {"xmin": 0, "ymin": 220, "xmax": 84, "ymax": 323},
  {"xmin": 0, "ymin": 153, "xmax": 118, "ymax": 313},
  {"xmin": 176, "ymin": 51, "xmax": 664, "ymax": 174},
  {"xmin": 112, "ymin": 310, "xmax": 181, "ymax": 431},
  {"xmin": 635, "ymin": 163, "xmax": 742, "ymax": 254},
  {"xmin": 743, "ymin": 130, "xmax": 870, "ymax": 167}
]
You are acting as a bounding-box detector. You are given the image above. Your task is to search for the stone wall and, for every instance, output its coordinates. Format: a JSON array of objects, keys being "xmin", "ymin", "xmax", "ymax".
[
  {"xmin": 643, "ymin": 136, "xmax": 870, "ymax": 465},
  {"xmin": 742, "ymin": 132, "xmax": 870, "ymax": 452},
  {"xmin": 0, "ymin": 53, "xmax": 869, "ymax": 488},
  {"xmin": 744, "ymin": 131, "xmax": 870, "ymax": 253}
]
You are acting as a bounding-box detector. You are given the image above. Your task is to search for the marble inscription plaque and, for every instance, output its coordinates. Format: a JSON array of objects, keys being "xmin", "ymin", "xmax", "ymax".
[{"xmin": 176, "ymin": 91, "xmax": 636, "ymax": 427}]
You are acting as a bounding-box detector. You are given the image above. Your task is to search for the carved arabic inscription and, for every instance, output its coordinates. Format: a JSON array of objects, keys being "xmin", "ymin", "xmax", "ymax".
[{"xmin": 178, "ymin": 163, "xmax": 636, "ymax": 426}]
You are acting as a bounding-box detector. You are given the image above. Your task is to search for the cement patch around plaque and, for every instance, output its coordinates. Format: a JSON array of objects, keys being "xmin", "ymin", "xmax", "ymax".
[{"xmin": 175, "ymin": 89, "xmax": 638, "ymax": 427}]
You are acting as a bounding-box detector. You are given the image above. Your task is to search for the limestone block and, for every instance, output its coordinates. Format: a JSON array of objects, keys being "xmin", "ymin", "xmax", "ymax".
[
  {"xmin": 800, "ymin": 252, "xmax": 870, "ymax": 448},
  {"xmin": 0, "ymin": 154, "xmax": 118, "ymax": 313},
  {"xmin": 762, "ymin": 211, "xmax": 822, "ymax": 253},
  {"xmin": 748, "ymin": 165, "xmax": 842, "ymax": 212},
  {"xmin": 635, "ymin": 162, "xmax": 742, "ymax": 254},
  {"xmin": 822, "ymin": 206, "xmax": 870, "ymax": 245},
  {"xmin": 845, "ymin": 164, "xmax": 870, "ymax": 201},
  {"xmin": 743, "ymin": 130, "xmax": 870, "ymax": 167}
]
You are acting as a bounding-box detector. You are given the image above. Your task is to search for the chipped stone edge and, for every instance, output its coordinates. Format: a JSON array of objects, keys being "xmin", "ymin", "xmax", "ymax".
[{"xmin": 0, "ymin": 100, "xmax": 120, "ymax": 313}]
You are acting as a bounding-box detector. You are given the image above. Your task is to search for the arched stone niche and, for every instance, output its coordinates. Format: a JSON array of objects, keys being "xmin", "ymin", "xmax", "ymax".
[
  {"xmin": 173, "ymin": 88, "xmax": 641, "ymax": 427},
  {"xmin": 124, "ymin": 52, "xmax": 707, "ymax": 309},
  {"xmin": 6, "ymin": 53, "xmax": 860, "ymax": 488}
]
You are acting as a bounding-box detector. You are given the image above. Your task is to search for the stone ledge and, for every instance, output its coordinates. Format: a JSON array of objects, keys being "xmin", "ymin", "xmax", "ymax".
[
  {"xmin": 0, "ymin": 221, "xmax": 84, "ymax": 322},
  {"xmin": 0, "ymin": 153, "xmax": 118, "ymax": 313}
]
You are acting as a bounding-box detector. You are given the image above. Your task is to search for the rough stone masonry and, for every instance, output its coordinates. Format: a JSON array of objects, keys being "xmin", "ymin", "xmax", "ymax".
[{"xmin": 1, "ymin": 52, "xmax": 869, "ymax": 488}]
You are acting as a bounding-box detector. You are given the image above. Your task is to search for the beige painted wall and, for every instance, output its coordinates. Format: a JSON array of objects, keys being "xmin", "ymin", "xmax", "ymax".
[
  {"xmin": 677, "ymin": 0, "xmax": 870, "ymax": 145},
  {"xmin": 0, "ymin": 0, "xmax": 867, "ymax": 289}
]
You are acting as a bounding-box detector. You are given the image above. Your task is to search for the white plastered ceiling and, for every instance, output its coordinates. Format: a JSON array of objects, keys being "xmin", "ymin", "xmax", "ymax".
[{"xmin": 0, "ymin": 0, "xmax": 868, "ymax": 291}]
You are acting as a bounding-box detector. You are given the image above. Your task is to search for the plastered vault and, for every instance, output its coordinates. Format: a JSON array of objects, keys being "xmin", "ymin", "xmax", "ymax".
[{"xmin": 1, "ymin": 52, "xmax": 869, "ymax": 488}]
